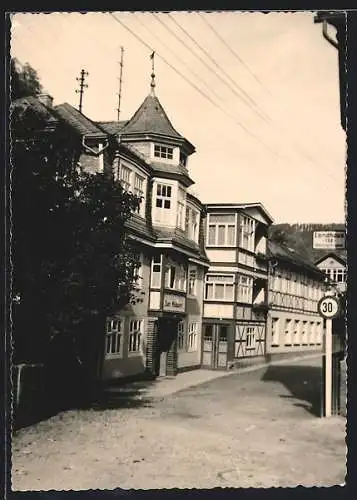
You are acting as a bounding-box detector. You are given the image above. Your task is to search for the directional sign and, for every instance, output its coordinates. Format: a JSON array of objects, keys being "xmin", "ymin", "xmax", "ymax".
[
  {"xmin": 318, "ymin": 295, "xmax": 340, "ymax": 319},
  {"xmin": 313, "ymin": 231, "xmax": 345, "ymax": 250}
]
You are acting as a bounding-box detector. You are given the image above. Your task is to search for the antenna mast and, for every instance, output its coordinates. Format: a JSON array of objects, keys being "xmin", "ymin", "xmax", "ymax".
[
  {"xmin": 75, "ymin": 69, "xmax": 89, "ymax": 113},
  {"xmin": 116, "ymin": 46, "xmax": 124, "ymax": 121}
]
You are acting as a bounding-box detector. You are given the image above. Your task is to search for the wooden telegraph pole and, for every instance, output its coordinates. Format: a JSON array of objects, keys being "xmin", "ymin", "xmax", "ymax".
[
  {"xmin": 75, "ymin": 69, "xmax": 89, "ymax": 113},
  {"xmin": 116, "ymin": 47, "xmax": 124, "ymax": 121}
]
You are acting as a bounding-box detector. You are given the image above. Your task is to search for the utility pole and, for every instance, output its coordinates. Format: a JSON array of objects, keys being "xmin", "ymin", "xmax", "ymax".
[
  {"xmin": 75, "ymin": 69, "xmax": 89, "ymax": 113},
  {"xmin": 116, "ymin": 46, "xmax": 124, "ymax": 121}
]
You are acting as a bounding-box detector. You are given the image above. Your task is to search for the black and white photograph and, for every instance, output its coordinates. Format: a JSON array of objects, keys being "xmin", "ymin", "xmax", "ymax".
[{"xmin": 9, "ymin": 10, "xmax": 347, "ymax": 490}]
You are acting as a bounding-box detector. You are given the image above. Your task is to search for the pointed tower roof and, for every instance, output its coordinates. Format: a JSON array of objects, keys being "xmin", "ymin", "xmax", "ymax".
[{"xmin": 121, "ymin": 94, "xmax": 183, "ymax": 139}]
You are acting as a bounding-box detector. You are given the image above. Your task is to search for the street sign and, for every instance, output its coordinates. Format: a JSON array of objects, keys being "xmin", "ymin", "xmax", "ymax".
[
  {"xmin": 313, "ymin": 230, "xmax": 345, "ymax": 250},
  {"xmin": 318, "ymin": 295, "xmax": 340, "ymax": 319}
]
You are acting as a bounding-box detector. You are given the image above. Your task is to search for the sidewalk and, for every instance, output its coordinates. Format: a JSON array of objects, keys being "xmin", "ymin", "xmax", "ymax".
[{"xmin": 104, "ymin": 352, "xmax": 323, "ymax": 400}]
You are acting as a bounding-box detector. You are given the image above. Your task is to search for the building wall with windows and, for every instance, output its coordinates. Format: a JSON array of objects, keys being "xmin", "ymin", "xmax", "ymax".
[
  {"xmin": 266, "ymin": 241, "xmax": 327, "ymax": 359},
  {"xmin": 315, "ymin": 253, "xmax": 346, "ymax": 294},
  {"xmin": 202, "ymin": 203, "xmax": 273, "ymax": 369}
]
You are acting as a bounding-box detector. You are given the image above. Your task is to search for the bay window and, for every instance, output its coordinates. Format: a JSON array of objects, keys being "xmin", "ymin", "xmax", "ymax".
[
  {"xmin": 119, "ymin": 165, "xmax": 131, "ymax": 191},
  {"xmin": 155, "ymin": 182, "xmax": 172, "ymax": 224},
  {"xmin": 207, "ymin": 214, "xmax": 236, "ymax": 247},
  {"xmin": 133, "ymin": 174, "xmax": 145, "ymax": 215},
  {"xmin": 165, "ymin": 262, "xmax": 186, "ymax": 292},
  {"xmin": 187, "ymin": 206, "xmax": 200, "ymax": 243},
  {"xmin": 205, "ymin": 274, "xmax": 234, "ymax": 301}
]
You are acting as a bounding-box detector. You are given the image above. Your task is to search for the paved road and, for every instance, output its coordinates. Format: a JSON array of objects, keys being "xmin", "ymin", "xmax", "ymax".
[{"xmin": 12, "ymin": 356, "xmax": 346, "ymax": 490}]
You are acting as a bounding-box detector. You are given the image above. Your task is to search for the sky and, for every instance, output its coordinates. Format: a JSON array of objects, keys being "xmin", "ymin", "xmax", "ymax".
[{"xmin": 10, "ymin": 11, "xmax": 346, "ymax": 224}]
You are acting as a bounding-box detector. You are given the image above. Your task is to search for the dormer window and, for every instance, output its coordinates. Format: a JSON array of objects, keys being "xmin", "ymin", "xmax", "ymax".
[{"xmin": 154, "ymin": 144, "xmax": 173, "ymax": 160}]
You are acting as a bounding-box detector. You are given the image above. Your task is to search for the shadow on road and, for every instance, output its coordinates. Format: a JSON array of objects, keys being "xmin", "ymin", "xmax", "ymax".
[
  {"xmin": 261, "ymin": 364, "xmax": 322, "ymax": 417},
  {"xmin": 91, "ymin": 377, "xmax": 157, "ymax": 411}
]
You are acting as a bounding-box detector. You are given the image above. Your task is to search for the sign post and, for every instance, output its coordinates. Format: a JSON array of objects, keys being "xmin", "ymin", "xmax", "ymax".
[
  {"xmin": 313, "ymin": 230, "xmax": 345, "ymax": 250},
  {"xmin": 317, "ymin": 294, "xmax": 340, "ymax": 417}
]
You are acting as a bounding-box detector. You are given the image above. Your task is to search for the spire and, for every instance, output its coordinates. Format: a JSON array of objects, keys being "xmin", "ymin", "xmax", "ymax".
[{"xmin": 150, "ymin": 51, "xmax": 156, "ymax": 95}]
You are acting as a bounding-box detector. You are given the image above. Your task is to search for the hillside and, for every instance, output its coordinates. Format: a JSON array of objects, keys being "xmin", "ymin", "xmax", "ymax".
[{"xmin": 269, "ymin": 223, "xmax": 346, "ymax": 264}]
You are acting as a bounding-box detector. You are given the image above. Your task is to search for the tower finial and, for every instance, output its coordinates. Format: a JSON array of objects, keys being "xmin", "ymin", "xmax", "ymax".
[{"xmin": 150, "ymin": 51, "xmax": 156, "ymax": 95}]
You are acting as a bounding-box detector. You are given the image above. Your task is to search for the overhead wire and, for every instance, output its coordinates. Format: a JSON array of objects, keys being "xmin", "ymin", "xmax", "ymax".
[{"xmin": 195, "ymin": 12, "xmax": 343, "ymax": 185}]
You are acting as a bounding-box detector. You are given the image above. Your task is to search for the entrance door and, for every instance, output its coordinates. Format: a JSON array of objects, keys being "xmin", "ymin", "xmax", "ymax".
[
  {"xmin": 202, "ymin": 323, "xmax": 228, "ymax": 369},
  {"xmin": 156, "ymin": 318, "xmax": 179, "ymax": 377}
]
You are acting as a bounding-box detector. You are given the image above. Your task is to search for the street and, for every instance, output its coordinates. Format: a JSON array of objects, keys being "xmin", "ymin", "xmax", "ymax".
[{"xmin": 12, "ymin": 356, "xmax": 346, "ymax": 490}]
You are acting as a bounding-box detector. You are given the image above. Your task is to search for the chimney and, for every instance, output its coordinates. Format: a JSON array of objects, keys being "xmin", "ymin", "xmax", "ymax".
[{"xmin": 37, "ymin": 93, "xmax": 54, "ymax": 108}]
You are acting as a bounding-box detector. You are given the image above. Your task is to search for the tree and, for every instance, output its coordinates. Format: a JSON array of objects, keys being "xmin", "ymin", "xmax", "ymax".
[
  {"xmin": 11, "ymin": 97, "xmax": 142, "ymax": 407},
  {"xmin": 11, "ymin": 57, "xmax": 44, "ymax": 99}
]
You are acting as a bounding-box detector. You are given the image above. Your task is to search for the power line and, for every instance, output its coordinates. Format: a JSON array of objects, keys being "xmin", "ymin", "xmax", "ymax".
[
  {"xmin": 109, "ymin": 12, "xmax": 284, "ymax": 160},
  {"xmin": 197, "ymin": 12, "xmax": 270, "ymax": 93},
  {"xmin": 165, "ymin": 12, "xmax": 272, "ymax": 125},
  {"xmin": 196, "ymin": 12, "xmax": 342, "ymax": 183},
  {"xmin": 132, "ymin": 13, "xmax": 226, "ymax": 104}
]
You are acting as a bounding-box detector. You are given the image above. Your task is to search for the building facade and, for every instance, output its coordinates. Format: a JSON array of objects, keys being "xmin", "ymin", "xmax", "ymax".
[
  {"xmin": 57, "ymin": 83, "xmax": 210, "ymax": 380},
  {"xmin": 315, "ymin": 252, "xmax": 347, "ymax": 294},
  {"xmin": 266, "ymin": 241, "xmax": 327, "ymax": 360},
  {"xmin": 202, "ymin": 203, "xmax": 273, "ymax": 369}
]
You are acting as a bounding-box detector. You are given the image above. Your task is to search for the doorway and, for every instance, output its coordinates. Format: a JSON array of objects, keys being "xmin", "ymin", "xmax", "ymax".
[
  {"xmin": 202, "ymin": 323, "xmax": 229, "ymax": 369},
  {"xmin": 156, "ymin": 317, "xmax": 180, "ymax": 377}
]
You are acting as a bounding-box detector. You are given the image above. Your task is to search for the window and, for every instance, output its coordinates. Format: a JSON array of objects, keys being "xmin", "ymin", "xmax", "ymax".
[
  {"xmin": 188, "ymin": 322, "xmax": 198, "ymax": 351},
  {"xmin": 154, "ymin": 144, "xmax": 173, "ymax": 160},
  {"xmin": 151, "ymin": 255, "xmax": 162, "ymax": 288},
  {"xmin": 105, "ymin": 319, "xmax": 123, "ymax": 357},
  {"xmin": 301, "ymin": 321, "xmax": 308, "ymax": 344},
  {"xmin": 246, "ymin": 327, "xmax": 256, "ymax": 350},
  {"xmin": 237, "ymin": 275, "xmax": 253, "ymax": 303},
  {"xmin": 119, "ymin": 165, "xmax": 131, "ymax": 191},
  {"xmin": 177, "ymin": 187, "xmax": 186, "ymax": 229},
  {"xmin": 128, "ymin": 319, "xmax": 143, "ymax": 354},
  {"xmin": 133, "ymin": 174, "xmax": 145, "ymax": 214},
  {"xmin": 271, "ymin": 318, "xmax": 280, "ymax": 346},
  {"xmin": 177, "ymin": 321, "xmax": 185, "ymax": 350},
  {"xmin": 165, "ymin": 262, "xmax": 186, "ymax": 291},
  {"xmin": 239, "ymin": 216, "xmax": 255, "ymax": 251},
  {"xmin": 285, "ymin": 319, "xmax": 292, "ymax": 345},
  {"xmin": 156, "ymin": 183, "xmax": 172, "ymax": 209},
  {"xmin": 293, "ymin": 320, "xmax": 300, "ymax": 344},
  {"xmin": 205, "ymin": 274, "xmax": 234, "ymax": 301},
  {"xmin": 207, "ymin": 214, "xmax": 236, "ymax": 247},
  {"xmin": 180, "ymin": 151, "xmax": 187, "ymax": 167},
  {"xmin": 188, "ymin": 266, "xmax": 197, "ymax": 296},
  {"xmin": 187, "ymin": 207, "xmax": 199, "ymax": 243}
]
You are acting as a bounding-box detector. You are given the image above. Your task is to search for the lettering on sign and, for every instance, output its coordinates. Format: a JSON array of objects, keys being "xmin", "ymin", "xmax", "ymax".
[
  {"xmin": 313, "ymin": 231, "xmax": 345, "ymax": 250},
  {"xmin": 163, "ymin": 294, "xmax": 185, "ymax": 312},
  {"xmin": 317, "ymin": 296, "xmax": 340, "ymax": 319}
]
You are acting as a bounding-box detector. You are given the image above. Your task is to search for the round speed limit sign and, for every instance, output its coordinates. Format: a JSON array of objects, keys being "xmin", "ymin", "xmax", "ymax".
[{"xmin": 318, "ymin": 295, "xmax": 340, "ymax": 319}]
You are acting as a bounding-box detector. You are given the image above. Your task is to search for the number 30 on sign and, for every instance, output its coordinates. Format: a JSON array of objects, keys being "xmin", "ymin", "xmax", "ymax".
[{"xmin": 318, "ymin": 296, "xmax": 340, "ymax": 319}]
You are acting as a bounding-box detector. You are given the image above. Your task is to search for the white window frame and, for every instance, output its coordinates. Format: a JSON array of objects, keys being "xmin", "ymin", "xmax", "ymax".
[
  {"xmin": 154, "ymin": 182, "xmax": 173, "ymax": 224},
  {"xmin": 151, "ymin": 255, "xmax": 162, "ymax": 289},
  {"xmin": 246, "ymin": 326, "xmax": 256, "ymax": 350},
  {"xmin": 165, "ymin": 262, "xmax": 187, "ymax": 292},
  {"xmin": 188, "ymin": 266, "xmax": 197, "ymax": 296},
  {"xmin": 239, "ymin": 215, "xmax": 255, "ymax": 252},
  {"xmin": 119, "ymin": 164, "xmax": 132, "ymax": 191},
  {"xmin": 188, "ymin": 322, "xmax": 199, "ymax": 352},
  {"xmin": 128, "ymin": 319, "xmax": 143, "ymax": 355},
  {"xmin": 133, "ymin": 173, "xmax": 145, "ymax": 216},
  {"xmin": 187, "ymin": 206, "xmax": 200, "ymax": 243},
  {"xmin": 205, "ymin": 274, "xmax": 234, "ymax": 301},
  {"xmin": 105, "ymin": 318, "xmax": 123, "ymax": 358},
  {"xmin": 177, "ymin": 321, "xmax": 185, "ymax": 350},
  {"xmin": 271, "ymin": 318, "xmax": 280, "ymax": 346},
  {"xmin": 285, "ymin": 319, "xmax": 292, "ymax": 345},
  {"xmin": 177, "ymin": 187, "xmax": 186, "ymax": 230},
  {"xmin": 237, "ymin": 275, "xmax": 253, "ymax": 303},
  {"xmin": 206, "ymin": 213, "xmax": 237, "ymax": 247},
  {"xmin": 154, "ymin": 143, "xmax": 174, "ymax": 160}
]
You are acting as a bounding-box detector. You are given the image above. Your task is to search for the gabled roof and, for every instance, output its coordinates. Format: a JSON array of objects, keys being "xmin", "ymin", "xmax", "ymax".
[
  {"xmin": 205, "ymin": 202, "xmax": 274, "ymax": 224},
  {"xmin": 121, "ymin": 94, "xmax": 183, "ymax": 138},
  {"xmin": 315, "ymin": 252, "xmax": 347, "ymax": 266},
  {"xmin": 54, "ymin": 103, "xmax": 108, "ymax": 138},
  {"xmin": 268, "ymin": 241, "xmax": 325, "ymax": 278}
]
